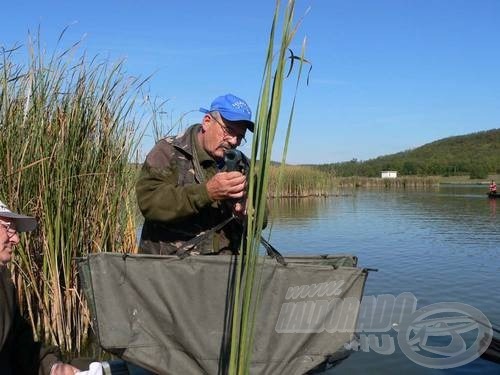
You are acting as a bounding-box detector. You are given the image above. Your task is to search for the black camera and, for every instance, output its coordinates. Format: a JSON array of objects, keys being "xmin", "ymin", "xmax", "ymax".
[{"xmin": 224, "ymin": 149, "xmax": 249, "ymax": 174}]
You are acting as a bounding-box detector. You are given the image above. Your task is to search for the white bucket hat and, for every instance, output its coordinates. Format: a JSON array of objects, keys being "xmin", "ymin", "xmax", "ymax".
[{"xmin": 0, "ymin": 200, "xmax": 37, "ymax": 232}]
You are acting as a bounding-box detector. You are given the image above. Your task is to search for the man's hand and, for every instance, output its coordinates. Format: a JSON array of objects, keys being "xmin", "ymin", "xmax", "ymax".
[
  {"xmin": 206, "ymin": 172, "xmax": 246, "ymax": 201},
  {"xmin": 50, "ymin": 362, "xmax": 80, "ymax": 374}
]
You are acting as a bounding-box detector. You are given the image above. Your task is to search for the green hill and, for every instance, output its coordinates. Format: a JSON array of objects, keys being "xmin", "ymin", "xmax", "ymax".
[{"xmin": 316, "ymin": 128, "xmax": 500, "ymax": 178}]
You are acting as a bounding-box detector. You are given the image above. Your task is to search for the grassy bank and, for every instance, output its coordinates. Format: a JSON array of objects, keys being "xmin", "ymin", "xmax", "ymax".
[
  {"xmin": 438, "ymin": 174, "xmax": 500, "ymax": 185},
  {"xmin": 337, "ymin": 175, "xmax": 440, "ymax": 188},
  {"xmin": 266, "ymin": 166, "xmax": 442, "ymax": 196},
  {"xmin": 268, "ymin": 165, "xmax": 337, "ymax": 197}
]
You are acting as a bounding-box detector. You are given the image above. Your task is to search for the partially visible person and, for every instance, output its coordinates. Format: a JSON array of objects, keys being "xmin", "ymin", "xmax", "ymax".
[
  {"xmin": 136, "ymin": 93, "xmax": 254, "ymax": 255},
  {"xmin": 489, "ymin": 180, "xmax": 497, "ymax": 194},
  {"xmin": 0, "ymin": 199, "xmax": 79, "ymax": 375}
]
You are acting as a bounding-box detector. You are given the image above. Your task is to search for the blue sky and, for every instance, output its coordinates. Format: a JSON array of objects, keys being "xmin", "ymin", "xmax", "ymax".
[{"xmin": 2, "ymin": 0, "xmax": 500, "ymax": 164}]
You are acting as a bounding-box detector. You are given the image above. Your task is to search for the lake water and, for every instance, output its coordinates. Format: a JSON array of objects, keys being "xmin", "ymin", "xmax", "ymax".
[{"xmin": 264, "ymin": 185, "xmax": 500, "ymax": 374}]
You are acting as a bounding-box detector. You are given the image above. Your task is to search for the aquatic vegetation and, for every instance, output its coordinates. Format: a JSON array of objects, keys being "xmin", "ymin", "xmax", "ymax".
[
  {"xmin": 268, "ymin": 164, "xmax": 337, "ymax": 197},
  {"xmin": 337, "ymin": 175, "xmax": 439, "ymax": 188},
  {"xmin": 0, "ymin": 36, "xmax": 142, "ymax": 351},
  {"xmin": 228, "ymin": 0, "xmax": 309, "ymax": 372}
]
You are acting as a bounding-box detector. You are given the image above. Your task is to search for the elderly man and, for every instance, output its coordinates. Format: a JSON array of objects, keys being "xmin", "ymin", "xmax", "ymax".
[
  {"xmin": 0, "ymin": 200, "xmax": 79, "ymax": 375},
  {"xmin": 136, "ymin": 93, "xmax": 254, "ymax": 255}
]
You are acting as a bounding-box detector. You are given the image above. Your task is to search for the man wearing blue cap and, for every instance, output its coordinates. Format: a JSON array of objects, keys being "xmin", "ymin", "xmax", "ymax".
[{"xmin": 136, "ymin": 94, "xmax": 254, "ymax": 255}]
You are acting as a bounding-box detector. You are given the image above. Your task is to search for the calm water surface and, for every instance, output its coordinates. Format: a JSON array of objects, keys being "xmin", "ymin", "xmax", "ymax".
[{"xmin": 264, "ymin": 185, "xmax": 500, "ymax": 374}]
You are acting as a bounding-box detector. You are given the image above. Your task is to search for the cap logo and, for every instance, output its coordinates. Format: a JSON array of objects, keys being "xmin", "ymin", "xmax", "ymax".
[{"xmin": 232, "ymin": 100, "xmax": 251, "ymax": 115}]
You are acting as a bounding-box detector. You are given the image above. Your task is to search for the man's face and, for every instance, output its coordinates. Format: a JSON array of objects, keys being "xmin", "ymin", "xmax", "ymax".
[
  {"xmin": 200, "ymin": 114, "xmax": 247, "ymax": 160},
  {"xmin": 0, "ymin": 218, "xmax": 19, "ymax": 266}
]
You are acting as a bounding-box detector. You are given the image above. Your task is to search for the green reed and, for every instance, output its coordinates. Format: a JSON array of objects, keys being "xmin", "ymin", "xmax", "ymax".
[
  {"xmin": 337, "ymin": 175, "xmax": 440, "ymax": 188},
  {"xmin": 228, "ymin": 1, "xmax": 307, "ymax": 373},
  {"xmin": 268, "ymin": 164, "xmax": 338, "ymax": 197},
  {"xmin": 0, "ymin": 37, "xmax": 142, "ymax": 352}
]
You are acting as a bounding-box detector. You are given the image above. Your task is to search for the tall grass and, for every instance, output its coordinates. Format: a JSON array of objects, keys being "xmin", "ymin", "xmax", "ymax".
[
  {"xmin": 337, "ymin": 176, "xmax": 439, "ymax": 188},
  {"xmin": 0, "ymin": 37, "xmax": 142, "ymax": 352},
  {"xmin": 268, "ymin": 164, "xmax": 337, "ymax": 197},
  {"xmin": 228, "ymin": 0, "xmax": 307, "ymax": 372}
]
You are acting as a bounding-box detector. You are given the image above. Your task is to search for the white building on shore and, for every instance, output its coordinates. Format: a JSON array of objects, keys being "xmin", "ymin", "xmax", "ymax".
[{"xmin": 381, "ymin": 171, "xmax": 398, "ymax": 179}]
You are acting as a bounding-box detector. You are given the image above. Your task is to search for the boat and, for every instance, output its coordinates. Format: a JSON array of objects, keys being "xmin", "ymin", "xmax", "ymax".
[
  {"xmin": 78, "ymin": 253, "xmax": 368, "ymax": 374},
  {"xmin": 487, "ymin": 191, "xmax": 499, "ymax": 198},
  {"xmin": 482, "ymin": 334, "xmax": 500, "ymax": 364}
]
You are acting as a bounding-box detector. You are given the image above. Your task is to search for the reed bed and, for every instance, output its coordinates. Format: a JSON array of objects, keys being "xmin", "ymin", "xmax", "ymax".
[
  {"xmin": 268, "ymin": 164, "xmax": 337, "ymax": 197},
  {"xmin": 337, "ymin": 176, "xmax": 440, "ymax": 188},
  {"xmin": 0, "ymin": 39, "xmax": 142, "ymax": 352},
  {"xmin": 228, "ymin": 0, "xmax": 307, "ymax": 373}
]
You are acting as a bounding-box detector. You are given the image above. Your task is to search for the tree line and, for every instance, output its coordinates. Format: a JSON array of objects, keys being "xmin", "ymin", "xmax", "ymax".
[{"xmin": 314, "ymin": 129, "xmax": 500, "ymax": 178}]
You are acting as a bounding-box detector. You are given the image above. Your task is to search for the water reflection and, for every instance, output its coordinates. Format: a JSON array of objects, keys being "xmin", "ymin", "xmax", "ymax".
[
  {"xmin": 380, "ymin": 186, "xmax": 500, "ymax": 245},
  {"xmin": 489, "ymin": 198, "xmax": 496, "ymax": 218},
  {"xmin": 268, "ymin": 185, "xmax": 500, "ymax": 374},
  {"xmin": 268, "ymin": 197, "xmax": 330, "ymax": 220}
]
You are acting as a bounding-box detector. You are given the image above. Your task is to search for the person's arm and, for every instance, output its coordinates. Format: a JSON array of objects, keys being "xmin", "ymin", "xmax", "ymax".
[
  {"xmin": 136, "ymin": 139, "xmax": 214, "ymax": 223},
  {"xmin": 136, "ymin": 164, "xmax": 213, "ymax": 223},
  {"xmin": 136, "ymin": 140, "xmax": 245, "ymax": 223},
  {"xmin": 10, "ymin": 299, "xmax": 78, "ymax": 375}
]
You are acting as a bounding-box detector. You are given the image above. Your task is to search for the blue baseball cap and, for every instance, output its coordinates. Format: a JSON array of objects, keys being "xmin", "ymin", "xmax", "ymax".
[{"xmin": 200, "ymin": 93, "xmax": 254, "ymax": 132}]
